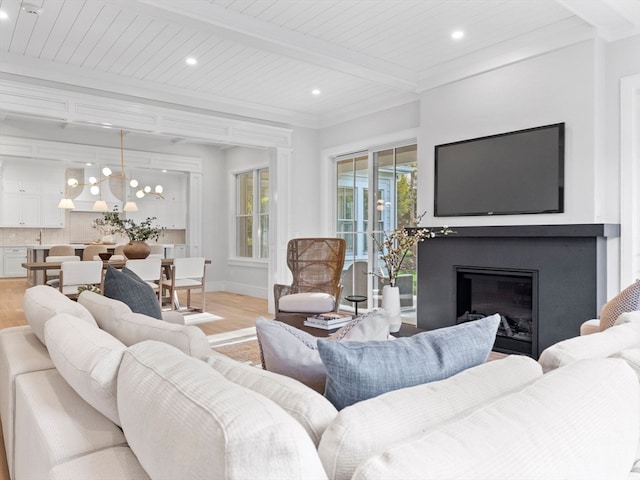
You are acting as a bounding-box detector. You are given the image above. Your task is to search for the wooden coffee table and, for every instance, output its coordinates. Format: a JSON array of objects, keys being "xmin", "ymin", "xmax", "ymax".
[{"xmin": 275, "ymin": 312, "xmax": 424, "ymax": 338}]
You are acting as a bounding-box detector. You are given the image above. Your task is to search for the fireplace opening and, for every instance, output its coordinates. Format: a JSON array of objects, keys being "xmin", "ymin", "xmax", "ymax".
[{"xmin": 456, "ymin": 267, "xmax": 538, "ymax": 356}]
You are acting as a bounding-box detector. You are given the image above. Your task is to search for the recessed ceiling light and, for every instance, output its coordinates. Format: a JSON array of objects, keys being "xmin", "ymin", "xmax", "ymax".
[
  {"xmin": 0, "ymin": 11, "xmax": 9, "ymax": 20},
  {"xmin": 311, "ymin": 89, "xmax": 321, "ymax": 96},
  {"xmin": 186, "ymin": 57, "xmax": 197, "ymax": 66},
  {"xmin": 451, "ymin": 30, "xmax": 465, "ymax": 40}
]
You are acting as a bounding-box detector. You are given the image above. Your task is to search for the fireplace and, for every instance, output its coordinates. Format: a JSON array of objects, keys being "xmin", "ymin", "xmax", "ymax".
[
  {"xmin": 417, "ymin": 224, "xmax": 619, "ymax": 359},
  {"xmin": 456, "ymin": 267, "xmax": 537, "ymax": 356}
]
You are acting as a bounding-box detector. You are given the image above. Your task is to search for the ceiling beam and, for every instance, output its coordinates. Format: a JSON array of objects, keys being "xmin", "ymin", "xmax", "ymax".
[
  {"xmin": 105, "ymin": 0, "xmax": 418, "ymax": 93},
  {"xmin": 555, "ymin": 0, "xmax": 640, "ymax": 41}
]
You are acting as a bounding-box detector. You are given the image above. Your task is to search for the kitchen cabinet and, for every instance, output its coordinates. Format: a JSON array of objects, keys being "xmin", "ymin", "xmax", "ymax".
[
  {"xmin": 2, "ymin": 182, "xmax": 41, "ymax": 227},
  {"xmin": 1, "ymin": 181, "xmax": 65, "ymax": 228},
  {"xmin": 2, "ymin": 247, "xmax": 27, "ymax": 277}
]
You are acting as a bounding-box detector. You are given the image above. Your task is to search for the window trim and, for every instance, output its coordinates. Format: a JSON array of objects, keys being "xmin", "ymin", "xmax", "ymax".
[{"xmin": 233, "ymin": 167, "xmax": 269, "ymax": 260}]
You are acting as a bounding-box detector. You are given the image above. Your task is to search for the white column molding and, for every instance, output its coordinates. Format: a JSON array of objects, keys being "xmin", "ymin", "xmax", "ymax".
[
  {"xmin": 187, "ymin": 172, "xmax": 203, "ymax": 261},
  {"xmin": 0, "ymin": 78, "xmax": 292, "ymax": 149},
  {"xmin": 620, "ymin": 73, "xmax": 640, "ymax": 286},
  {"xmin": 267, "ymin": 146, "xmax": 292, "ymax": 314}
]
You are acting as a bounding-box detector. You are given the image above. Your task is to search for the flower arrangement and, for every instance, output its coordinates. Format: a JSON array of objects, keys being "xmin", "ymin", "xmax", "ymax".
[
  {"xmin": 372, "ymin": 212, "xmax": 454, "ymax": 287},
  {"xmin": 93, "ymin": 206, "xmax": 165, "ymax": 242}
]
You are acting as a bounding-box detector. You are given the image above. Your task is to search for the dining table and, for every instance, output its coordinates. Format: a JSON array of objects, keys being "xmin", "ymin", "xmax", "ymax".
[{"xmin": 21, "ymin": 258, "xmax": 211, "ymax": 286}]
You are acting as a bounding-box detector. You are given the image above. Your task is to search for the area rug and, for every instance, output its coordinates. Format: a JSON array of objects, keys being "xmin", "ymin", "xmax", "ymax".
[
  {"xmin": 208, "ymin": 327, "xmax": 262, "ymax": 366},
  {"xmin": 182, "ymin": 312, "xmax": 224, "ymax": 325}
]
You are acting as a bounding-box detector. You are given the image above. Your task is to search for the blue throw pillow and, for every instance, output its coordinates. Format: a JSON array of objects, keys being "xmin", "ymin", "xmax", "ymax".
[
  {"xmin": 317, "ymin": 314, "xmax": 500, "ymax": 409},
  {"xmin": 103, "ymin": 266, "xmax": 162, "ymax": 320}
]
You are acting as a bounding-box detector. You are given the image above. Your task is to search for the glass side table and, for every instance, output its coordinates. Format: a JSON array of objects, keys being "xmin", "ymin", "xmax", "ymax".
[{"xmin": 344, "ymin": 295, "xmax": 367, "ymax": 316}]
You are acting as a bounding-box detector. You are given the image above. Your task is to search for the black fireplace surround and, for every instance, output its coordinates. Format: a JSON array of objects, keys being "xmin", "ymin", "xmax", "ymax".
[{"xmin": 417, "ymin": 224, "xmax": 619, "ymax": 359}]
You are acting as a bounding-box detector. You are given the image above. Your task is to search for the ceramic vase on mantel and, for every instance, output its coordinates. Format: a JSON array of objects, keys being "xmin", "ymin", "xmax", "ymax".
[
  {"xmin": 123, "ymin": 241, "xmax": 150, "ymax": 260},
  {"xmin": 382, "ymin": 284, "xmax": 402, "ymax": 333}
]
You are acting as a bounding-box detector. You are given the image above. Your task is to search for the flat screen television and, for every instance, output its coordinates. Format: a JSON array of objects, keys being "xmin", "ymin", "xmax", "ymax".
[{"xmin": 434, "ymin": 123, "xmax": 564, "ymax": 217}]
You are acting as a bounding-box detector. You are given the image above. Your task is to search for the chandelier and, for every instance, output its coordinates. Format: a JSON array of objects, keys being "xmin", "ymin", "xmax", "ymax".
[{"xmin": 62, "ymin": 130, "xmax": 164, "ymax": 211}]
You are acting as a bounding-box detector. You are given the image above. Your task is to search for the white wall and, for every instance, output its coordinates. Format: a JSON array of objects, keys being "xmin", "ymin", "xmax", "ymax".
[
  {"xmin": 319, "ymin": 102, "xmax": 420, "ymax": 151},
  {"xmin": 289, "ymin": 126, "xmax": 321, "ymax": 238},
  {"xmin": 419, "ymin": 40, "xmax": 598, "ymax": 227},
  {"xmin": 223, "ymin": 146, "xmax": 270, "ymax": 298}
]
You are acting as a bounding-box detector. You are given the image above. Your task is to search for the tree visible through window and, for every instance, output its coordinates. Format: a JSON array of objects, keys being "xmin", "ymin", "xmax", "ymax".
[
  {"xmin": 236, "ymin": 168, "xmax": 269, "ymax": 258},
  {"xmin": 336, "ymin": 144, "xmax": 418, "ymax": 314}
]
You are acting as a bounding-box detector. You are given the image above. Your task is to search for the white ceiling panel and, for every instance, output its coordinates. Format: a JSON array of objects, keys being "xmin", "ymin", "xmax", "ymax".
[{"xmin": 0, "ymin": 0, "xmax": 637, "ymax": 129}]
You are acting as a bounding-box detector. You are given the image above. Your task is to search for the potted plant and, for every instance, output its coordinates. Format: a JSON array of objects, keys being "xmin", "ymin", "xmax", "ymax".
[
  {"xmin": 94, "ymin": 206, "xmax": 165, "ymax": 259},
  {"xmin": 371, "ymin": 212, "xmax": 453, "ymax": 331}
]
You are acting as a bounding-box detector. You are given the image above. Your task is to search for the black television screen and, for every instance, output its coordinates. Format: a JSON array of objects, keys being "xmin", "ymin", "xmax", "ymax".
[{"xmin": 434, "ymin": 123, "xmax": 564, "ymax": 217}]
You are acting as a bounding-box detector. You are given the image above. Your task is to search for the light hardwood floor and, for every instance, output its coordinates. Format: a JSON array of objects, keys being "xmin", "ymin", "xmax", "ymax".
[{"xmin": 0, "ymin": 278, "xmax": 272, "ymax": 480}]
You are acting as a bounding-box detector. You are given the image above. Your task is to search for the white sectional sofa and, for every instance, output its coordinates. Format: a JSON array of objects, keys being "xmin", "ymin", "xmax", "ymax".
[{"xmin": 1, "ymin": 286, "xmax": 639, "ymax": 479}]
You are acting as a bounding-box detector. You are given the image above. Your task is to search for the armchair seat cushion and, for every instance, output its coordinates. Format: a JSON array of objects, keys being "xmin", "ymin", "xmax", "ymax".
[{"xmin": 279, "ymin": 292, "xmax": 335, "ymax": 314}]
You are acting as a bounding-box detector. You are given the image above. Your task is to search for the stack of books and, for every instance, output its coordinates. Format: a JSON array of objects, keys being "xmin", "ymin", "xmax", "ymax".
[{"xmin": 303, "ymin": 312, "xmax": 353, "ymax": 330}]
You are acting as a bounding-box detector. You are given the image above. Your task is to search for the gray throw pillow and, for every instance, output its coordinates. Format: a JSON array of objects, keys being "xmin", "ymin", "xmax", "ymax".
[
  {"xmin": 103, "ymin": 266, "xmax": 162, "ymax": 320},
  {"xmin": 317, "ymin": 314, "xmax": 500, "ymax": 409}
]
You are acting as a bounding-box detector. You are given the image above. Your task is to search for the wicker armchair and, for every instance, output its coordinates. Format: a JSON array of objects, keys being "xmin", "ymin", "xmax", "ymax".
[{"xmin": 274, "ymin": 238, "xmax": 346, "ymax": 315}]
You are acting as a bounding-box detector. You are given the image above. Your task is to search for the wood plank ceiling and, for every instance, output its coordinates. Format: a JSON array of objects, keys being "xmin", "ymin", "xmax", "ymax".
[{"xmin": 0, "ymin": 0, "xmax": 637, "ymax": 128}]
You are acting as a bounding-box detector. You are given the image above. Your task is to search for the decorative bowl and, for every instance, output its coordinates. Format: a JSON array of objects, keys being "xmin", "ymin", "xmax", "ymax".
[{"xmin": 98, "ymin": 252, "xmax": 113, "ymax": 261}]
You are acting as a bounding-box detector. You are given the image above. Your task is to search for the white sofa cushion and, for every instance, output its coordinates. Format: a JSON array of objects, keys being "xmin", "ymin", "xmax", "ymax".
[
  {"xmin": 0, "ymin": 325, "xmax": 55, "ymax": 479},
  {"xmin": 352, "ymin": 358, "xmax": 640, "ymax": 480},
  {"xmin": 279, "ymin": 292, "xmax": 335, "ymax": 313},
  {"xmin": 49, "ymin": 446, "xmax": 150, "ymax": 480},
  {"xmin": 44, "ymin": 313, "xmax": 126, "ymax": 425},
  {"xmin": 611, "ymin": 348, "xmax": 640, "ymax": 381},
  {"xmin": 206, "ymin": 350, "xmax": 338, "ymax": 446},
  {"xmin": 78, "ymin": 291, "xmax": 211, "ymax": 358},
  {"xmin": 318, "ymin": 355, "xmax": 543, "ymax": 480},
  {"xmin": 539, "ymin": 319, "xmax": 640, "ymax": 372},
  {"xmin": 14, "ymin": 369, "xmax": 127, "ymax": 480},
  {"xmin": 23, "ymin": 285, "xmax": 96, "ymax": 345},
  {"xmin": 117, "ymin": 341, "xmax": 328, "ymax": 480}
]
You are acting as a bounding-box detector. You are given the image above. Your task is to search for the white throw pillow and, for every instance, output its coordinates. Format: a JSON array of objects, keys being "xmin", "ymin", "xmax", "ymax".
[
  {"xmin": 330, "ymin": 309, "xmax": 390, "ymax": 341},
  {"xmin": 256, "ymin": 312, "xmax": 393, "ymax": 393},
  {"xmin": 319, "ymin": 355, "xmax": 542, "ymax": 480},
  {"xmin": 23, "ymin": 285, "xmax": 96, "ymax": 345},
  {"xmin": 118, "ymin": 341, "xmax": 327, "ymax": 480},
  {"xmin": 256, "ymin": 317, "xmax": 327, "ymax": 393},
  {"xmin": 206, "ymin": 350, "xmax": 338, "ymax": 446},
  {"xmin": 44, "ymin": 313, "xmax": 126, "ymax": 425}
]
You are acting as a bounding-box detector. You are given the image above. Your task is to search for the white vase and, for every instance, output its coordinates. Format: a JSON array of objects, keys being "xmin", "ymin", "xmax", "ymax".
[{"xmin": 382, "ymin": 285, "xmax": 402, "ymax": 333}]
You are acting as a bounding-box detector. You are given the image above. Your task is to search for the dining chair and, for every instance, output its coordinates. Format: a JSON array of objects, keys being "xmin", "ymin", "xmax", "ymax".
[
  {"xmin": 160, "ymin": 257, "xmax": 206, "ymax": 312},
  {"xmin": 125, "ymin": 258, "xmax": 163, "ymax": 303},
  {"xmin": 48, "ymin": 245, "xmax": 75, "ymax": 256},
  {"xmin": 58, "ymin": 260, "xmax": 103, "ymax": 299},
  {"xmin": 114, "ymin": 244, "xmax": 127, "ymax": 257},
  {"xmin": 44, "ymin": 255, "xmax": 81, "ymax": 287},
  {"xmin": 82, "ymin": 245, "xmax": 108, "ymax": 261}
]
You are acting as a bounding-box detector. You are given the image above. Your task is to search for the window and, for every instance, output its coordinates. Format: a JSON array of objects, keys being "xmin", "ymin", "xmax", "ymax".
[{"xmin": 235, "ymin": 168, "xmax": 269, "ymax": 258}]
